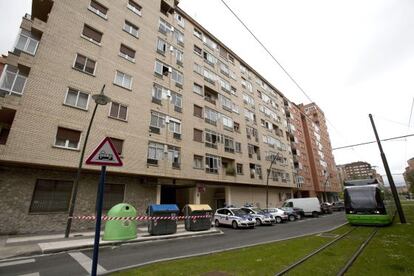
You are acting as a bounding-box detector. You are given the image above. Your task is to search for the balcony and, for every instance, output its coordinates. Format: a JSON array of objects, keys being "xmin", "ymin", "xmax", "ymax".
[{"xmin": 222, "ymin": 158, "xmax": 236, "ymax": 176}]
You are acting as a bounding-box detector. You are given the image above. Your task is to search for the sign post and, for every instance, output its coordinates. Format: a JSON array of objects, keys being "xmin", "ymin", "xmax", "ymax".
[{"xmin": 85, "ymin": 137, "xmax": 123, "ymax": 276}]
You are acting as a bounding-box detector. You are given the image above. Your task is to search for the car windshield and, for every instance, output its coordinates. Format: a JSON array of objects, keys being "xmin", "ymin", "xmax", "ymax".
[
  {"xmin": 282, "ymin": 202, "xmax": 292, "ymax": 207},
  {"xmin": 232, "ymin": 209, "xmax": 248, "ymax": 216},
  {"xmin": 251, "ymin": 208, "xmax": 261, "ymax": 213}
]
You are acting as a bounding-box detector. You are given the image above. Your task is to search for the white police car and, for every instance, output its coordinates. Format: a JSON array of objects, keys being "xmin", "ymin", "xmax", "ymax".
[
  {"xmin": 214, "ymin": 208, "xmax": 256, "ymax": 229},
  {"xmin": 240, "ymin": 207, "xmax": 275, "ymax": 225}
]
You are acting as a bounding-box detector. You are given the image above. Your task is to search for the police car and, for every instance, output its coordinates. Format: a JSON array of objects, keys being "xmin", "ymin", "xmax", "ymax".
[
  {"xmin": 240, "ymin": 207, "xmax": 275, "ymax": 225},
  {"xmin": 214, "ymin": 207, "xmax": 256, "ymax": 229}
]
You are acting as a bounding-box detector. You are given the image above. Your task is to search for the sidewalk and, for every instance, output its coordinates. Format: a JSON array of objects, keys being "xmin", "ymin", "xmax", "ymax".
[{"xmin": 0, "ymin": 224, "xmax": 222, "ymax": 260}]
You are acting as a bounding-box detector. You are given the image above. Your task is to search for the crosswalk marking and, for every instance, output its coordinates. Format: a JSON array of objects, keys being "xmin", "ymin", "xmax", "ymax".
[
  {"xmin": 69, "ymin": 252, "xmax": 106, "ymax": 274},
  {"xmin": 0, "ymin": 259, "xmax": 35, "ymax": 268}
]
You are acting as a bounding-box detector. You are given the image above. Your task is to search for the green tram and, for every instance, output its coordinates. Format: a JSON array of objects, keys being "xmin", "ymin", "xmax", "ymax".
[{"xmin": 344, "ymin": 179, "xmax": 395, "ymax": 226}]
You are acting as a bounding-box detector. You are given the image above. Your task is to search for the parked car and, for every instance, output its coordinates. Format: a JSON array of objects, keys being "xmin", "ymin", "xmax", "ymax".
[
  {"xmin": 240, "ymin": 207, "xmax": 275, "ymax": 225},
  {"xmin": 282, "ymin": 197, "xmax": 321, "ymax": 217},
  {"xmin": 281, "ymin": 207, "xmax": 303, "ymax": 221},
  {"xmin": 320, "ymin": 202, "xmax": 333, "ymax": 214},
  {"xmin": 214, "ymin": 208, "xmax": 256, "ymax": 229},
  {"xmin": 331, "ymin": 201, "xmax": 345, "ymax": 211},
  {"xmin": 263, "ymin": 208, "xmax": 288, "ymax": 223}
]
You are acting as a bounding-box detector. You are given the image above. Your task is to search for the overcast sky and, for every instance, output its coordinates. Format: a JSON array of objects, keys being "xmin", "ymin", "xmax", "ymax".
[{"xmin": 1, "ymin": 0, "xmax": 413, "ymax": 186}]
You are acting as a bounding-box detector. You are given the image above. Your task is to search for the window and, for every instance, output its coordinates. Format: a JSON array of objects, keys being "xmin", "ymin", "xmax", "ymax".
[
  {"xmin": 193, "ymin": 128, "xmax": 203, "ymax": 142},
  {"xmin": 109, "ymin": 137, "xmax": 124, "ymax": 156},
  {"xmin": 203, "ymin": 35, "xmax": 217, "ymax": 50},
  {"xmin": 206, "ymin": 154, "xmax": 220, "ymax": 173},
  {"xmin": 173, "ymin": 47, "xmax": 183, "ymax": 65},
  {"xmin": 203, "ymin": 51, "xmax": 217, "ymax": 66},
  {"xmin": 205, "ymin": 129, "xmax": 219, "ymax": 149},
  {"xmin": 15, "ymin": 29, "xmax": 39, "ymax": 55},
  {"xmin": 235, "ymin": 142, "xmax": 242, "ymax": 153},
  {"xmin": 175, "ymin": 13, "xmax": 185, "ymax": 28},
  {"xmin": 194, "ymin": 105, "xmax": 203, "ymax": 118},
  {"xmin": 219, "ymin": 62, "xmax": 229, "ymax": 76},
  {"xmin": 159, "ymin": 18, "xmax": 173, "ymax": 35},
  {"xmin": 224, "ymin": 136, "xmax": 234, "ymax": 153},
  {"xmin": 0, "ymin": 65, "xmax": 27, "ymax": 95},
  {"xmin": 204, "ymin": 107, "xmax": 218, "ymax": 125},
  {"xmin": 150, "ymin": 111, "xmax": 165, "ymax": 130},
  {"xmin": 168, "ymin": 118, "xmax": 181, "ymax": 134},
  {"xmin": 64, "ymin": 88, "xmax": 89, "ymax": 110},
  {"xmin": 193, "ymin": 45, "xmax": 202, "ymax": 56},
  {"xmin": 119, "ymin": 44, "xmax": 136, "ymax": 62},
  {"xmin": 193, "ymin": 83, "xmax": 203, "ymax": 95},
  {"xmin": 123, "ymin": 21, "xmax": 139, "ymax": 38},
  {"xmin": 114, "ymin": 71, "xmax": 133, "ymax": 89},
  {"xmin": 156, "ymin": 38, "xmax": 168, "ymax": 54},
  {"xmin": 103, "ymin": 184, "xmax": 125, "ymax": 210},
  {"xmin": 222, "ymin": 115, "xmax": 234, "ymax": 130},
  {"xmin": 109, "ymin": 102, "xmax": 128, "ymax": 121},
  {"xmin": 234, "ymin": 122, "xmax": 240, "ymax": 132},
  {"xmin": 147, "ymin": 142, "xmax": 164, "ymax": 163},
  {"xmin": 82, "ymin": 24, "xmax": 102, "ymax": 44},
  {"xmin": 171, "ymin": 68, "xmax": 183, "ymax": 86},
  {"xmin": 54, "ymin": 127, "xmax": 81, "ymax": 149},
  {"xmin": 193, "ymin": 155, "xmax": 203, "ymax": 169},
  {"xmin": 193, "ymin": 62, "xmax": 203, "ymax": 75},
  {"xmin": 219, "ymin": 78, "xmax": 231, "ymax": 93},
  {"xmin": 228, "ymin": 55, "xmax": 235, "ymax": 63},
  {"xmin": 171, "ymin": 92, "xmax": 182, "ymax": 111},
  {"xmin": 152, "ymin": 83, "xmax": 164, "ymax": 103},
  {"xmin": 154, "ymin": 60, "xmax": 170, "ymax": 76},
  {"xmin": 29, "ymin": 179, "xmax": 73, "ymax": 213},
  {"xmin": 73, "ymin": 54, "xmax": 96, "ymax": 75},
  {"xmin": 174, "ymin": 29, "xmax": 184, "ymax": 46},
  {"xmin": 88, "ymin": 0, "xmax": 108, "ymax": 19},
  {"xmin": 127, "ymin": 0, "xmax": 142, "ymax": 16},
  {"xmin": 168, "ymin": 146, "xmax": 181, "ymax": 168},
  {"xmin": 220, "ymin": 95, "xmax": 233, "ymax": 111},
  {"xmin": 193, "ymin": 28, "xmax": 202, "ymax": 39},
  {"xmin": 203, "ymin": 68, "xmax": 217, "ymax": 84},
  {"xmin": 236, "ymin": 163, "xmax": 243, "ymax": 175},
  {"xmin": 256, "ymin": 165, "xmax": 263, "ymax": 179}
]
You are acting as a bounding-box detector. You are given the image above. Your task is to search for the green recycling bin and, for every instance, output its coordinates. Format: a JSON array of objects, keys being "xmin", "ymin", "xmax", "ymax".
[
  {"xmin": 103, "ymin": 203, "xmax": 137, "ymax": 241},
  {"xmin": 183, "ymin": 204, "xmax": 212, "ymax": 231}
]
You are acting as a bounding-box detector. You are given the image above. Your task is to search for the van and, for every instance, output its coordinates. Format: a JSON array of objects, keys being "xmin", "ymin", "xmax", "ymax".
[{"xmin": 282, "ymin": 197, "xmax": 321, "ymax": 217}]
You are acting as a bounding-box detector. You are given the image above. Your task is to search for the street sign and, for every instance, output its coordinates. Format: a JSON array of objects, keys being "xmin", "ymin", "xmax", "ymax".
[
  {"xmin": 85, "ymin": 137, "xmax": 123, "ymax": 276},
  {"xmin": 85, "ymin": 137, "xmax": 123, "ymax": 166}
]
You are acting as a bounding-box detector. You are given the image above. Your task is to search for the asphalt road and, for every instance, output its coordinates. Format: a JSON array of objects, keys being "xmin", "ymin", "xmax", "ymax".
[{"xmin": 0, "ymin": 212, "xmax": 346, "ymax": 276}]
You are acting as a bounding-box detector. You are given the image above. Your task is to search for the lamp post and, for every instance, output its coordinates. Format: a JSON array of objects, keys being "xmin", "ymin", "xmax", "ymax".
[
  {"xmin": 64, "ymin": 85, "xmax": 111, "ymax": 238},
  {"xmin": 266, "ymin": 153, "xmax": 280, "ymax": 210}
]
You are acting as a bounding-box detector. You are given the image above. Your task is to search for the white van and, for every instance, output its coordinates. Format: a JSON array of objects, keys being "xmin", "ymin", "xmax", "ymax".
[{"xmin": 282, "ymin": 197, "xmax": 321, "ymax": 217}]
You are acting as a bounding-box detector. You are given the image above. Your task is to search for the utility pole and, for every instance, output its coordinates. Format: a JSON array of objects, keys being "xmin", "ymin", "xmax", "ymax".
[{"xmin": 369, "ymin": 114, "xmax": 406, "ymax": 223}]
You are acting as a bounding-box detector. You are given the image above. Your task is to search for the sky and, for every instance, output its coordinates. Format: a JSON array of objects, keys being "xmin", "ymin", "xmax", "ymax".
[{"xmin": 0, "ymin": 0, "xmax": 413, "ymax": 186}]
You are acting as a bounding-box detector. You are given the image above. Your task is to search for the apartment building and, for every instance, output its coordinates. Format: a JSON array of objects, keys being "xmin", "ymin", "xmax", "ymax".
[
  {"xmin": 0, "ymin": 0, "xmax": 299, "ymax": 234},
  {"xmin": 284, "ymin": 101, "xmax": 315, "ymax": 197},
  {"xmin": 342, "ymin": 161, "xmax": 375, "ymax": 179},
  {"xmin": 403, "ymin": 157, "xmax": 414, "ymax": 192},
  {"xmin": 298, "ymin": 103, "xmax": 341, "ymax": 202}
]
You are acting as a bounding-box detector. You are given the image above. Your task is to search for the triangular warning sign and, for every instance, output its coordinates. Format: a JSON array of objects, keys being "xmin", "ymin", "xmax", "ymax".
[{"xmin": 85, "ymin": 137, "xmax": 123, "ymax": 166}]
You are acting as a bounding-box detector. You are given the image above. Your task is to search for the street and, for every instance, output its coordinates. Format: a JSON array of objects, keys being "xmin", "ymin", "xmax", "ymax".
[{"xmin": 0, "ymin": 212, "xmax": 346, "ymax": 276}]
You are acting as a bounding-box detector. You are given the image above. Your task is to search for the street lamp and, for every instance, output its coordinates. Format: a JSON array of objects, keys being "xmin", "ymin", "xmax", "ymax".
[
  {"xmin": 266, "ymin": 153, "xmax": 281, "ymax": 210},
  {"xmin": 64, "ymin": 85, "xmax": 111, "ymax": 238}
]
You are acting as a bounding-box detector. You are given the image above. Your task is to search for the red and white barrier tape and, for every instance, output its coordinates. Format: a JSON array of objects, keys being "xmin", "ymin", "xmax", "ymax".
[{"xmin": 70, "ymin": 215, "xmax": 212, "ymax": 221}]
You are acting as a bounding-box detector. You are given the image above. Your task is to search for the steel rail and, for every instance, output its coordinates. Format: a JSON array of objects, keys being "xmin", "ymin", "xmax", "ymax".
[
  {"xmin": 336, "ymin": 228, "xmax": 378, "ymax": 276},
  {"xmin": 275, "ymin": 227, "xmax": 357, "ymax": 276}
]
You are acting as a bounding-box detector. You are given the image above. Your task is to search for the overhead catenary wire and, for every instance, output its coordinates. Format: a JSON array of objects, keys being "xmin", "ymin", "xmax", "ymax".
[
  {"xmin": 220, "ymin": 0, "xmax": 366, "ymax": 160},
  {"xmin": 332, "ymin": 133, "xmax": 414, "ymax": 150}
]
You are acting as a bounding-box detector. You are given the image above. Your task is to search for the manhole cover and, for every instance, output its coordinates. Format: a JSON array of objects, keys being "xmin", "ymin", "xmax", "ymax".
[{"xmin": 317, "ymin": 233, "xmax": 339, "ymax": 238}]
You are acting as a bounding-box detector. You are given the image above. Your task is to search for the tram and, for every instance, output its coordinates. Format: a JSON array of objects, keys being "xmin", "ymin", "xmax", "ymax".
[{"xmin": 344, "ymin": 179, "xmax": 395, "ymax": 226}]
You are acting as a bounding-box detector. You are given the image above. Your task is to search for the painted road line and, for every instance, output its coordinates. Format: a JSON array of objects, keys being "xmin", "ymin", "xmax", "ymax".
[
  {"xmin": 18, "ymin": 273, "xmax": 40, "ymax": 276},
  {"xmin": 69, "ymin": 252, "xmax": 106, "ymax": 274},
  {"xmin": 0, "ymin": 258, "xmax": 35, "ymax": 267}
]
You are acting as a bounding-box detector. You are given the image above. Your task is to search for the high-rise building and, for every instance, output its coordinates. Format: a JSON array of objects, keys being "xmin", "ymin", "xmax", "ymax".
[
  {"xmin": 0, "ymin": 0, "xmax": 302, "ymax": 234},
  {"xmin": 299, "ymin": 103, "xmax": 341, "ymax": 202},
  {"xmin": 342, "ymin": 161, "xmax": 375, "ymax": 180}
]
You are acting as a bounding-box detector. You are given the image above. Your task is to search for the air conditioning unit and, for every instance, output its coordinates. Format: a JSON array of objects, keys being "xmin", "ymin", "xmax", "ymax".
[
  {"xmin": 166, "ymin": 90, "xmax": 171, "ymax": 97},
  {"xmin": 164, "ymin": 145, "xmax": 168, "ymax": 153},
  {"xmin": 165, "ymin": 116, "xmax": 170, "ymax": 123}
]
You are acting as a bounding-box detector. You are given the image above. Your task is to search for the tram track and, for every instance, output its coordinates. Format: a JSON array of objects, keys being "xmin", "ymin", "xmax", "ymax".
[{"xmin": 275, "ymin": 226, "xmax": 378, "ymax": 276}]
